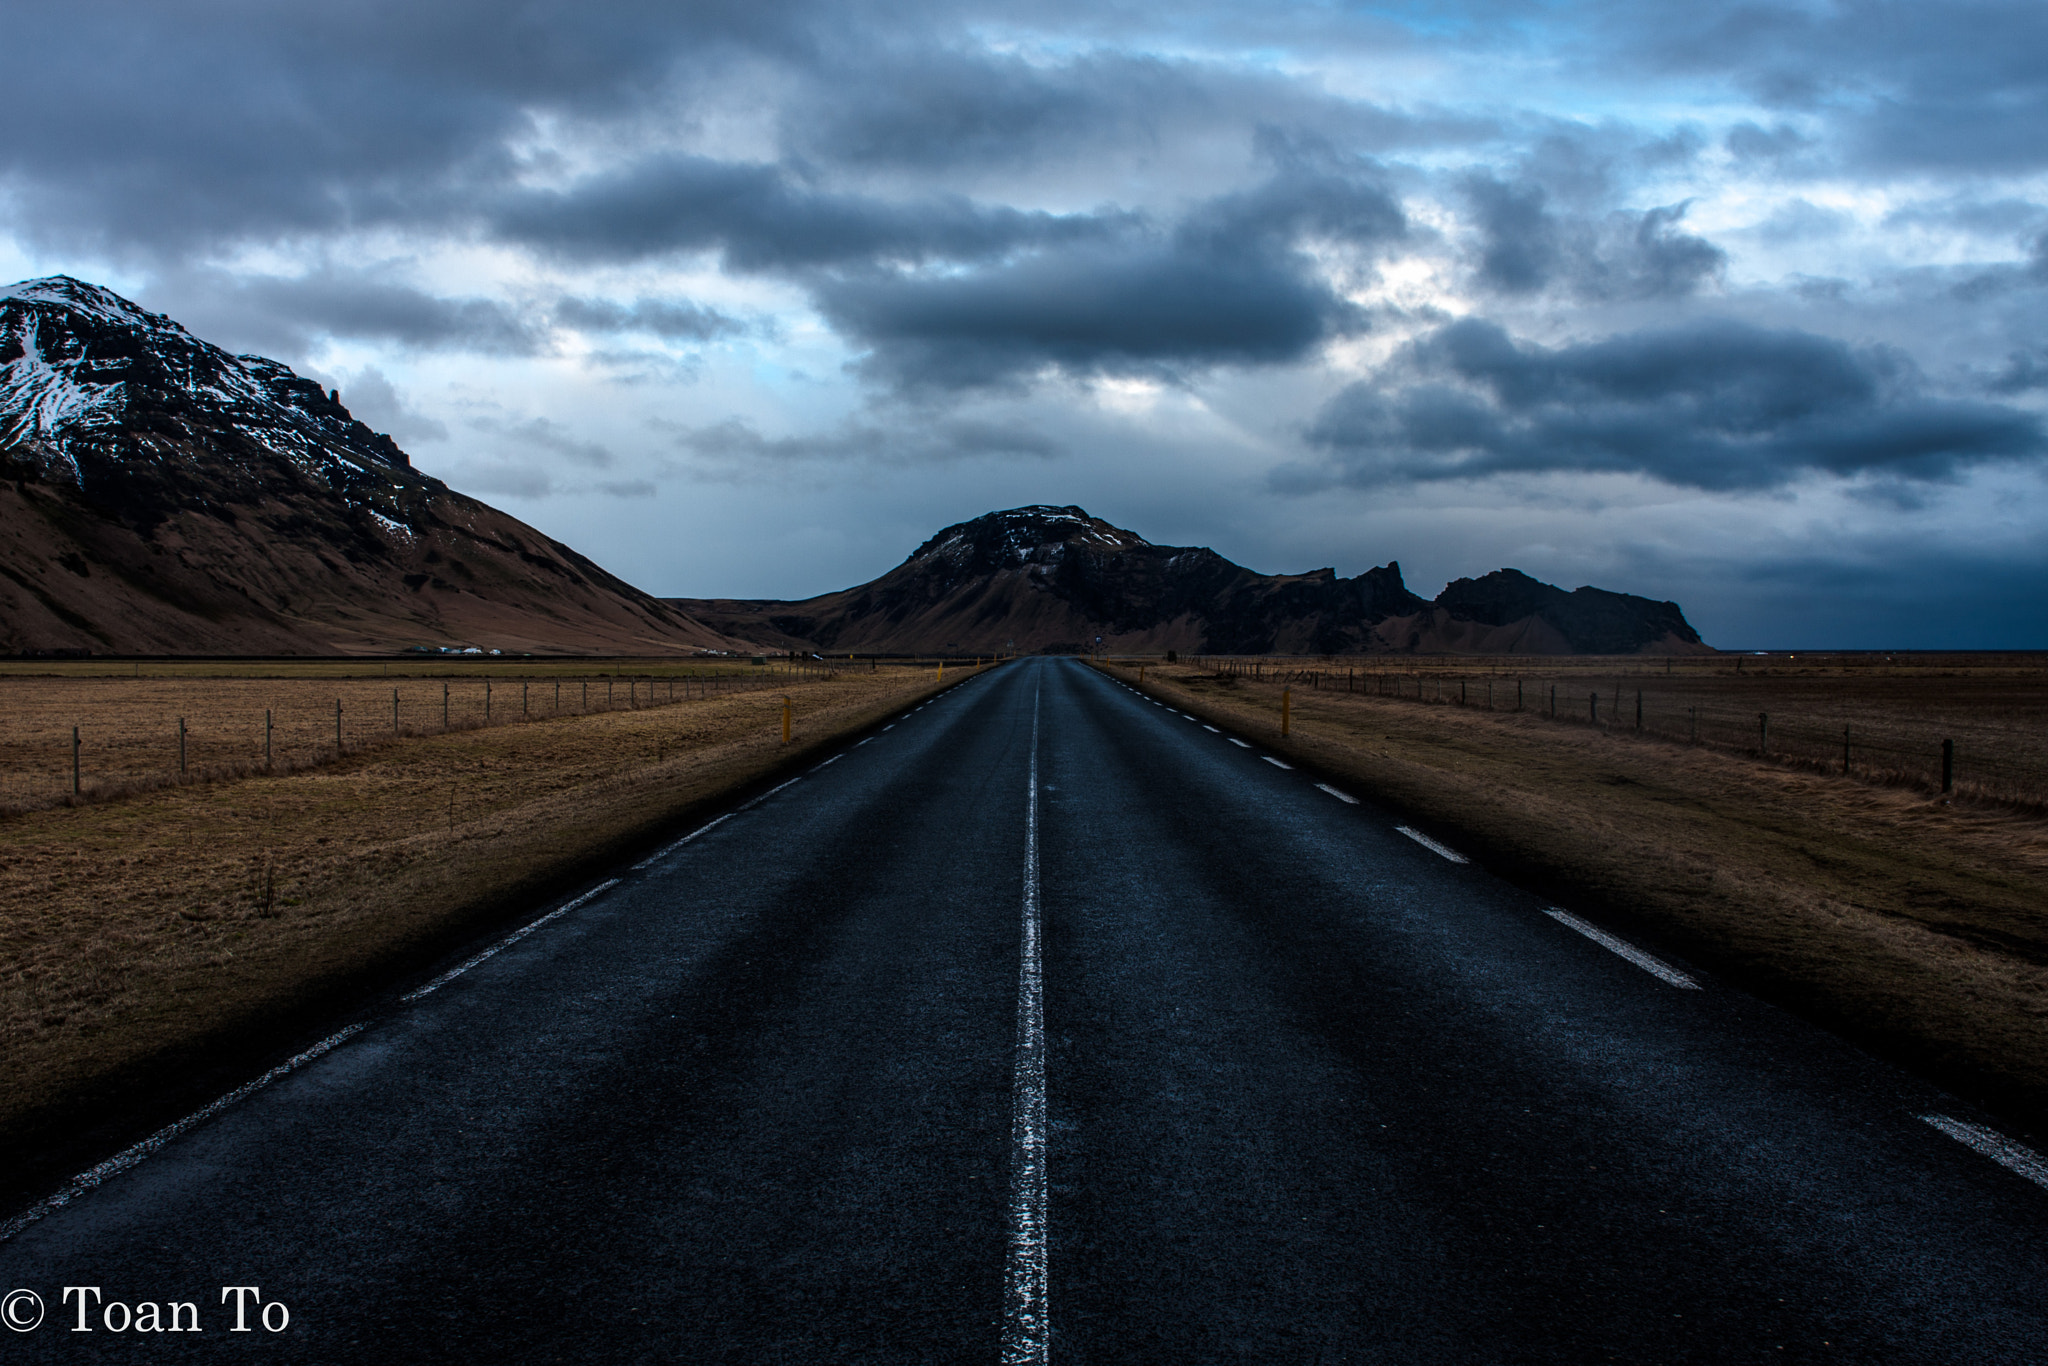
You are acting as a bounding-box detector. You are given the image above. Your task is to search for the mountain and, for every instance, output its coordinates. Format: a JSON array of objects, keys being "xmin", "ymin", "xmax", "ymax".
[
  {"xmin": 0, "ymin": 276, "xmax": 737, "ymax": 654},
  {"xmin": 673, "ymin": 505, "xmax": 1710, "ymax": 656}
]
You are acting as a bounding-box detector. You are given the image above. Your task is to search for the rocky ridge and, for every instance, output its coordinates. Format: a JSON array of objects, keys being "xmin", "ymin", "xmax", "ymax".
[{"xmin": 673, "ymin": 505, "xmax": 1710, "ymax": 656}]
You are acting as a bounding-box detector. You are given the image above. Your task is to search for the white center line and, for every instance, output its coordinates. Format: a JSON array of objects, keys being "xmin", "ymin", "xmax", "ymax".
[
  {"xmin": 1541, "ymin": 907, "xmax": 1699, "ymax": 988},
  {"xmin": 0, "ymin": 1021, "xmax": 369, "ymax": 1244},
  {"xmin": 1202, "ymin": 724, "xmax": 1220, "ymax": 733},
  {"xmin": 810, "ymin": 754, "xmax": 841, "ymax": 771},
  {"xmin": 1922, "ymin": 1114, "xmax": 2048, "ymax": 1189},
  {"xmin": 1262, "ymin": 755, "xmax": 1293, "ymax": 769},
  {"xmin": 1315, "ymin": 783, "xmax": 1359, "ymax": 804},
  {"xmin": 1229, "ymin": 737, "xmax": 1250, "ymax": 748},
  {"xmin": 1002, "ymin": 683, "xmax": 1049, "ymax": 1366},
  {"xmin": 1395, "ymin": 825, "xmax": 1468, "ymax": 863}
]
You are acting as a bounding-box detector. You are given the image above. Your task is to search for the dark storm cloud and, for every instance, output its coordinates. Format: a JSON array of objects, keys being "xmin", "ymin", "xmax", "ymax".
[
  {"xmin": 552, "ymin": 296, "xmax": 744, "ymax": 341},
  {"xmin": 1293, "ymin": 317, "xmax": 2045, "ymax": 491},
  {"xmin": 489, "ymin": 155, "xmax": 1124, "ymax": 270},
  {"xmin": 0, "ymin": 0, "xmax": 816, "ymax": 256},
  {"xmin": 779, "ymin": 46, "xmax": 1499, "ymax": 172},
  {"xmin": 815, "ymin": 166, "xmax": 1405, "ymax": 389},
  {"xmin": 156, "ymin": 269, "xmax": 546, "ymax": 360},
  {"xmin": 1463, "ymin": 173, "xmax": 1725, "ymax": 300},
  {"xmin": 1988, "ymin": 348, "xmax": 2048, "ymax": 395},
  {"xmin": 1616, "ymin": 0, "xmax": 2048, "ymax": 174},
  {"xmin": 663, "ymin": 415, "xmax": 1061, "ymax": 474}
]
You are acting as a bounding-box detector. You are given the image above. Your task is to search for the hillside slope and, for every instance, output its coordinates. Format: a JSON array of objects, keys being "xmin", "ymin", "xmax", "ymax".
[{"xmin": 0, "ymin": 276, "xmax": 737, "ymax": 655}]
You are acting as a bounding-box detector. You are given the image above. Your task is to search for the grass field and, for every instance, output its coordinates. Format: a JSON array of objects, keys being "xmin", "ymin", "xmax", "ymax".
[
  {"xmin": 1104, "ymin": 657, "xmax": 2048, "ymax": 1134},
  {"xmin": 0, "ymin": 660, "xmax": 982, "ymax": 1183},
  {"xmin": 0, "ymin": 658, "xmax": 850, "ymax": 808},
  {"xmin": 1187, "ymin": 652, "xmax": 2048, "ymax": 805}
]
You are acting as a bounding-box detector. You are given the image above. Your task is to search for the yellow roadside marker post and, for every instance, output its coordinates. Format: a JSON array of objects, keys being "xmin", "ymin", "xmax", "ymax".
[{"xmin": 1282, "ymin": 687, "xmax": 1292, "ymax": 738}]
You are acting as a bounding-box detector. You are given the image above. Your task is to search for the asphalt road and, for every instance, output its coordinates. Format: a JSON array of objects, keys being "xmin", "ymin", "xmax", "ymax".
[{"xmin": 2, "ymin": 656, "xmax": 2044, "ymax": 1362}]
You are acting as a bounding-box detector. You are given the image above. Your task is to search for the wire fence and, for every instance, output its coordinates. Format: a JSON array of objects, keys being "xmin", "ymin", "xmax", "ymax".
[
  {"xmin": 1187, "ymin": 657, "xmax": 2048, "ymax": 807},
  {"xmin": 0, "ymin": 668, "xmax": 835, "ymax": 812}
]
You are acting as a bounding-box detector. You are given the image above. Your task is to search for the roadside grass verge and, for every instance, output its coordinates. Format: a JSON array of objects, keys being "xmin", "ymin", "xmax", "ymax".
[
  {"xmin": 1101, "ymin": 661, "xmax": 2048, "ymax": 1134},
  {"xmin": 0, "ymin": 663, "xmax": 985, "ymax": 1197}
]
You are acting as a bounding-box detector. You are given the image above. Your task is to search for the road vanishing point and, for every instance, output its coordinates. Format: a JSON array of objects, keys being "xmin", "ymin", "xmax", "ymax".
[{"xmin": 3, "ymin": 657, "xmax": 2044, "ymax": 1361}]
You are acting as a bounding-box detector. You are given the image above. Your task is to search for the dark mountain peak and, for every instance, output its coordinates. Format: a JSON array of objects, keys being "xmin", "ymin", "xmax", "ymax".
[
  {"xmin": 908, "ymin": 505, "xmax": 1152, "ymax": 571},
  {"xmin": 1, "ymin": 276, "xmax": 412, "ymax": 506},
  {"xmin": 674, "ymin": 511, "xmax": 1708, "ymax": 657},
  {"xmin": 0, "ymin": 278, "xmax": 738, "ymax": 655},
  {"xmin": 1436, "ymin": 567, "xmax": 1702, "ymax": 653}
]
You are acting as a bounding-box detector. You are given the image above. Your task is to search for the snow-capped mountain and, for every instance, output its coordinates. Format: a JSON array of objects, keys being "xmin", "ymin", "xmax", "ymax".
[
  {"xmin": 673, "ymin": 504, "xmax": 1709, "ymax": 655},
  {"xmin": 0, "ymin": 277, "xmax": 734, "ymax": 654}
]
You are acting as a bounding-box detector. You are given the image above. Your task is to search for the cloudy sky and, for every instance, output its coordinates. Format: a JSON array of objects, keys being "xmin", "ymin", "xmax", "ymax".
[{"xmin": 5, "ymin": 0, "xmax": 2046, "ymax": 647}]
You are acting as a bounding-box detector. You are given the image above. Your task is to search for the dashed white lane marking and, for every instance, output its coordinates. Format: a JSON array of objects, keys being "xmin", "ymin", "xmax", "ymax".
[
  {"xmin": 405, "ymin": 879, "xmax": 624, "ymax": 999},
  {"xmin": 810, "ymin": 754, "xmax": 841, "ymax": 771},
  {"xmin": 0, "ymin": 1022, "xmax": 369, "ymax": 1244},
  {"xmin": 884, "ymin": 723, "xmax": 896, "ymax": 730},
  {"xmin": 1229, "ymin": 738, "xmax": 1251, "ymax": 748},
  {"xmin": 1396, "ymin": 825, "xmax": 1468, "ymax": 864},
  {"xmin": 1202, "ymin": 724, "xmax": 1220, "ymax": 733},
  {"xmin": 1315, "ymin": 783, "xmax": 1359, "ymax": 804},
  {"xmin": 1540, "ymin": 907, "xmax": 1700, "ymax": 988},
  {"xmin": 1002, "ymin": 681, "xmax": 1049, "ymax": 1365},
  {"xmin": 1262, "ymin": 756, "xmax": 1293, "ymax": 769},
  {"xmin": 1923, "ymin": 1115, "xmax": 2048, "ymax": 1190},
  {"xmin": 858, "ymin": 737, "xmax": 874, "ymax": 745}
]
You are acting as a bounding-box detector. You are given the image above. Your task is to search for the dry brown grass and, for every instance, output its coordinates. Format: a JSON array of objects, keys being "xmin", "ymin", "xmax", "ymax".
[
  {"xmin": 0, "ymin": 659, "xmax": 843, "ymax": 808},
  {"xmin": 1106, "ymin": 660, "xmax": 2048, "ymax": 1131},
  {"xmin": 1188, "ymin": 652, "xmax": 2048, "ymax": 803},
  {"xmin": 0, "ymin": 662, "xmax": 980, "ymax": 1166}
]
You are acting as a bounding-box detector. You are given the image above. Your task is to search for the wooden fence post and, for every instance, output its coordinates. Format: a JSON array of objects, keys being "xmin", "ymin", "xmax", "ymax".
[
  {"xmin": 1759, "ymin": 712, "xmax": 1770, "ymax": 755},
  {"xmin": 1635, "ymin": 690, "xmax": 1643, "ymax": 731},
  {"xmin": 1590, "ymin": 692, "xmax": 1598, "ymax": 724},
  {"xmin": 335, "ymin": 699, "xmax": 343, "ymax": 755},
  {"xmin": 392, "ymin": 688, "xmax": 399, "ymax": 733},
  {"xmin": 72, "ymin": 725, "xmax": 80, "ymax": 795},
  {"xmin": 443, "ymin": 683, "xmax": 450, "ymax": 731},
  {"xmin": 179, "ymin": 717, "xmax": 187, "ymax": 775},
  {"xmin": 265, "ymin": 709, "xmax": 273, "ymax": 768},
  {"xmin": 1843, "ymin": 726, "xmax": 1851, "ymax": 774}
]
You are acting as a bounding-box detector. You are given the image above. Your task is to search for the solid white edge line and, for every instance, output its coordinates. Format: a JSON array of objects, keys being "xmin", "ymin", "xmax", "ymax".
[
  {"xmin": 1002, "ymin": 680, "xmax": 1049, "ymax": 1364},
  {"xmin": 1541, "ymin": 907, "xmax": 1700, "ymax": 989},
  {"xmin": 403, "ymin": 878, "xmax": 624, "ymax": 1000},
  {"xmin": 1395, "ymin": 824, "xmax": 1468, "ymax": 864},
  {"xmin": 1262, "ymin": 756, "xmax": 1293, "ymax": 769},
  {"xmin": 1923, "ymin": 1114, "xmax": 2048, "ymax": 1190},
  {"xmin": 1315, "ymin": 783, "xmax": 1360, "ymax": 804},
  {"xmin": 0, "ymin": 1022, "xmax": 370, "ymax": 1243}
]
